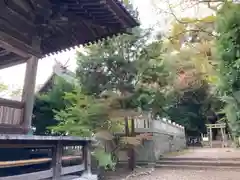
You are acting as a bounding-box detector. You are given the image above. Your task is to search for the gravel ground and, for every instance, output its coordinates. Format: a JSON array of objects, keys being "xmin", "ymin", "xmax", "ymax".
[
  {"xmin": 107, "ymin": 148, "xmax": 240, "ymax": 180},
  {"xmin": 172, "ymin": 148, "xmax": 240, "ymax": 159},
  {"xmin": 129, "ymin": 169, "xmax": 240, "ymax": 180}
]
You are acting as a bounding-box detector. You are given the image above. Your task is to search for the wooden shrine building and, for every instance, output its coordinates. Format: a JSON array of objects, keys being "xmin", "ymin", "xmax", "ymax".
[{"xmin": 0, "ymin": 0, "xmax": 138, "ymax": 179}]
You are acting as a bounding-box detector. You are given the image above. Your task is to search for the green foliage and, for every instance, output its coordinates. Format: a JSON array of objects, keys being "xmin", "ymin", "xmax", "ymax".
[
  {"xmin": 167, "ymin": 86, "xmax": 209, "ymax": 135},
  {"xmin": 93, "ymin": 148, "xmax": 116, "ymax": 170},
  {"xmin": 35, "ymin": 24, "xmax": 215, "ymax": 139},
  {"xmin": 33, "ymin": 76, "xmax": 74, "ymax": 135},
  {"xmin": 215, "ymin": 2, "xmax": 240, "ymax": 139},
  {"xmin": 74, "ymin": 22, "xmax": 211, "ymax": 135},
  {"xmin": 76, "ymin": 28, "xmax": 150, "ymax": 96},
  {"xmin": 157, "ymin": 15, "xmax": 220, "ymax": 134},
  {"xmin": 50, "ymin": 26, "xmax": 170, "ymax": 168},
  {"xmin": 51, "ymin": 89, "xmax": 110, "ymax": 136}
]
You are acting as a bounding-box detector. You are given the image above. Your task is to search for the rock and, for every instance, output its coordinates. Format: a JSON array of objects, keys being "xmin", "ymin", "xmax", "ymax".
[{"xmin": 73, "ymin": 173, "xmax": 98, "ymax": 180}]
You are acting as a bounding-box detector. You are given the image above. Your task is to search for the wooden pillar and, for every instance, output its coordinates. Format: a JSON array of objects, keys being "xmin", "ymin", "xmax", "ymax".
[
  {"xmin": 52, "ymin": 141, "xmax": 63, "ymax": 179},
  {"xmin": 223, "ymin": 128, "xmax": 227, "ymax": 141},
  {"xmin": 124, "ymin": 116, "xmax": 132, "ymax": 170},
  {"xmin": 82, "ymin": 142, "xmax": 91, "ymax": 174},
  {"xmin": 124, "ymin": 117, "xmax": 129, "ymax": 136},
  {"xmin": 129, "ymin": 118, "xmax": 136, "ymax": 170},
  {"xmin": 209, "ymin": 127, "xmax": 213, "ymax": 148},
  {"xmin": 22, "ymin": 56, "xmax": 38, "ymax": 133},
  {"xmin": 220, "ymin": 127, "xmax": 225, "ymax": 148}
]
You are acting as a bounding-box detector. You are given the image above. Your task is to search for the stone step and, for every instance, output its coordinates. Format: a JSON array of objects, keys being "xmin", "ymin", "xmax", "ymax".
[
  {"xmin": 155, "ymin": 164, "xmax": 240, "ymax": 170},
  {"xmin": 157, "ymin": 160, "xmax": 240, "ymax": 167},
  {"xmin": 159, "ymin": 157, "xmax": 240, "ymax": 161}
]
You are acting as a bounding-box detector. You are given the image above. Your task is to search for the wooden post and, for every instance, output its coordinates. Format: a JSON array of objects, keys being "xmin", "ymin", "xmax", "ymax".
[
  {"xmin": 22, "ymin": 56, "xmax": 38, "ymax": 133},
  {"xmin": 220, "ymin": 127, "xmax": 225, "ymax": 148},
  {"xmin": 124, "ymin": 116, "xmax": 129, "ymax": 136},
  {"xmin": 52, "ymin": 141, "xmax": 63, "ymax": 179},
  {"xmin": 209, "ymin": 127, "xmax": 213, "ymax": 148},
  {"xmin": 223, "ymin": 128, "xmax": 227, "ymax": 145},
  {"xmin": 129, "ymin": 118, "xmax": 136, "ymax": 171},
  {"xmin": 82, "ymin": 142, "xmax": 91, "ymax": 174},
  {"xmin": 124, "ymin": 117, "xmax": 132, "ymax": 170}
]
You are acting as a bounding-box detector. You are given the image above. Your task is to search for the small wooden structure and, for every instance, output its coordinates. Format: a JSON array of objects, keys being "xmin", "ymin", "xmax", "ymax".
[
  {"xmin": 0, "ymin": 0, "xmax": 138, "ymax": 179},
  {"xmin": 206, "ymin": 123, "xmax": 227, "ymax": 148}
]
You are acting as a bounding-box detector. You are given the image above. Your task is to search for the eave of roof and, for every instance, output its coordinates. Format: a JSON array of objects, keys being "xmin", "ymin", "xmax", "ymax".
[{"xmin": 0, "ymin": 0, "xmax": 139, "ymax": 68}]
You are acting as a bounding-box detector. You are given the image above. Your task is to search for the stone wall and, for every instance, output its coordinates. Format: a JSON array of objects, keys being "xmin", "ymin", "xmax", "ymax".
[{"xmin": 118, "ymin": 117, "xmax": 186, "ymax": 163}]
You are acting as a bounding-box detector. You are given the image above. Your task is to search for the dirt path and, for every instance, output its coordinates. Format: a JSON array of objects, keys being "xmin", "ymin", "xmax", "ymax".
[
  {"xmin": 108, "ymin": 148, "xmax": 240, "ymax": 180},
  {"xmin": 130, "ymin": 168, "xmax": 240, "ymax": 180}
]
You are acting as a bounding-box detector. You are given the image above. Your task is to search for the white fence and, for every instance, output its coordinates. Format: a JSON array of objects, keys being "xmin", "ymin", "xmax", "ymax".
[
  {"xmin": 131, "ymin": 116, "xmax": 186, "ymax": 162},
  {"xmin": 134, "ymin": 116, "xmax": 185, "ymax": 136}
]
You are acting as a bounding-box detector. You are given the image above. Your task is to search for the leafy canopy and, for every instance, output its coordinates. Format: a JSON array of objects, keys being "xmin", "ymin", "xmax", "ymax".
[{"xmin": 215, "ymin": 2, "xmax": 240, "ymax": 140}]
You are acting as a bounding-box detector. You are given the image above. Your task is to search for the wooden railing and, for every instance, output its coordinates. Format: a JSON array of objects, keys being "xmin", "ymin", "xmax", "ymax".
[
  {"xmin": 0, "ymin": 98, "xmax": 24, "ymax": 125},
  {"xmin": 0, "ymin": 135, "xmax": 92, "ymax": 179}
]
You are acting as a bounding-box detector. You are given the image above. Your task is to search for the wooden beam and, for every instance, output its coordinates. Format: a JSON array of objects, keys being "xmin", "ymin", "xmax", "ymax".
[
  {"xmin": 0, "ymin": 143, "xmax": 54, "ymax": 149},
  {"xmin": 0, "ymin": 53, "xmax": 27, "ymax": 69},
  {"xmin": 0, "ymin": 158, "xmax": 52, "ymax": 168},
  {"xmin": 0, "ymin": 161, "xmax": 84, "ymax": 179},
  {"xmin": 22, "ymin": 56, "xmax": 38, "ymax": 132},
  {"xmin": 129, "ymin": 118, "xmax": 136, "ymax": 170},
  {"xmin": 0, "ymin": 49, "xmax": 10, "ymax": 56},
  {"xmin": 0, "ymin": 38, "xmax": 29, "ymax": 58},
  {"xmin": 0, "ymin": 18, "xmax": 32, "ymax": 44},
  {"xmin": 0, "ymin": 1, "xmax": 35, "ymax": 45},
  {"xmin": 0, "ymin": 98, "xmax": 24, "ymax": 109},
  {"xmin": 105, "ymin": 0, "xmax": 129, "ymax": 28},
  {"xmin": 0, "ymin": 169, "xmax": 53, "ymax": 180},
  {"xmin": 107, "ymin": 0, "xmax": 138, "ymax": 26},
  {"xmin": 0, "ymin": 0, "xmax": 35, "ymax": 27},
  {"xmin": 82, "ymin": 142, "xmax": 91, "ymax": 174},
  {"xmin": 0, "ymin": 31, "xmax": 40, "ymax": 57},
  {"xmin": 0, "ymin": 156, "xmax": 81, "ymax": 168},
  {"xmin": 0, "ymin": 58, "xmax": 26, "ymax": 70},
  {"xmin": 52, "ymin": 142, "xmax": 63, "ymax": 180},
  {"xmin": 0, "ymin": 124, "xmax": 25, "ymax": 134},
  {"xmin": 12, "ymin": 0, "xmax": 34, "ymax": 13},
  {"xmin": 206, "ymin": 123, "xmax": 226, "ymax": 129},
  {"xmin": 30, "ymin": 0, "xmax": 52, "ymax": 9},
  {"xmin": 61, "ymin": 164, "xmax": 85, "ymax": 175}
]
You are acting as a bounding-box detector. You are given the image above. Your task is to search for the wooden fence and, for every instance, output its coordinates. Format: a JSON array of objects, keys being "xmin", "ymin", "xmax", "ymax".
[
  {"xmin": 0, "ymin": 98, "xmax": 24, "ymax": 125},
  {"xmin": 0, "ymin": 98, "xmax": 24, "ymax": 133}
]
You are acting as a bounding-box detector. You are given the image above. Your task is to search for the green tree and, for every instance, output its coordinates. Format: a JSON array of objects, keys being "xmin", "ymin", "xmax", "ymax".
[
  {"xmin": 76, "ymin": 28, "xmax": 149, "ymax": 96},
  {"xmin": 51, "ymin": 89, "xmax": 110, "ymax": 136},
  {"xmin": 51, "ymin": 22, "xmax": 169, "ymax": 170},
  {"xmin": 215, "ymin": 2, "xmax": 240, "ymax": 143},
  {"xmin": 32, "ymin": 76, "xmax": 74, "ymax": 135},
  {"xmin": 155, "ymin": 15, "xmax": 222, "ymax": 135}
]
